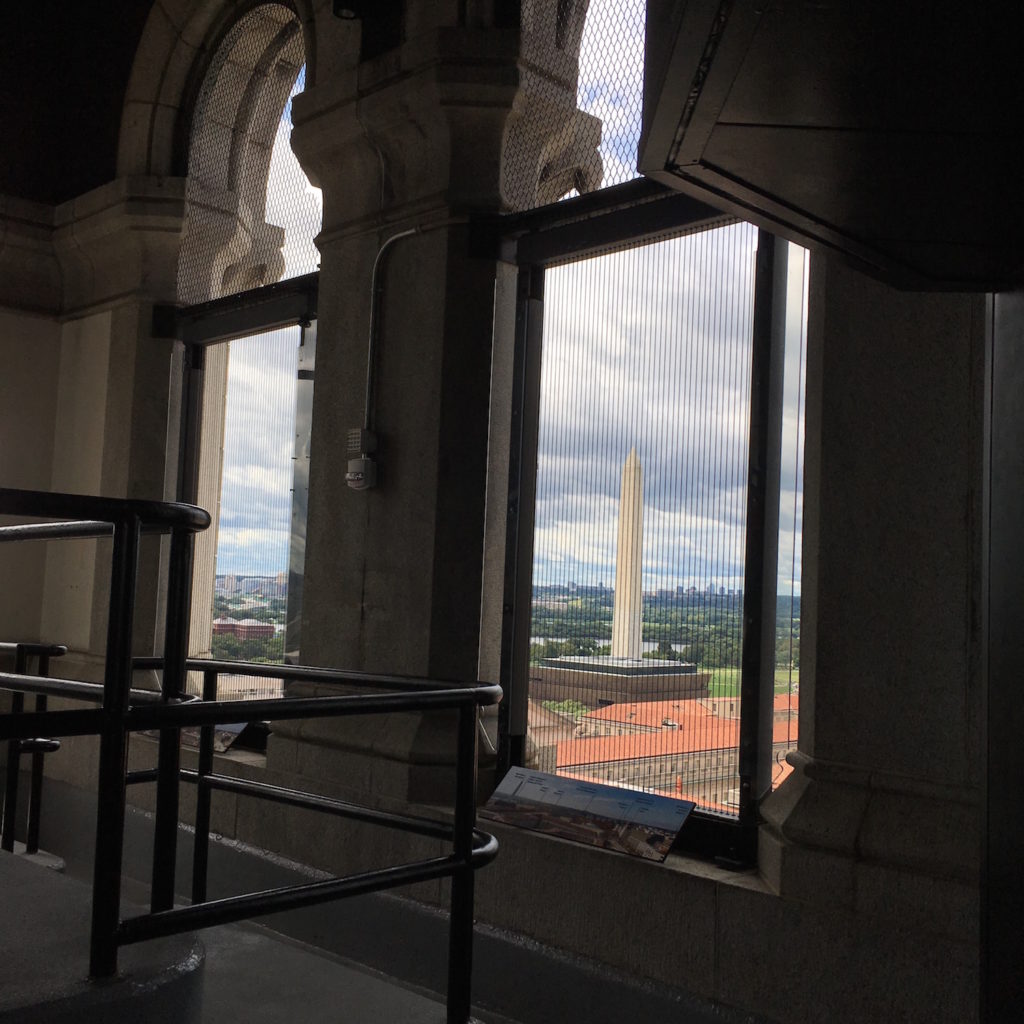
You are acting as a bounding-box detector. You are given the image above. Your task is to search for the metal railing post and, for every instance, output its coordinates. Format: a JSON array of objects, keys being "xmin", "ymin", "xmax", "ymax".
[
  {"xmin": 25, "ymin": 649, "xmax": 53, "ymax": 854},
  {"xmin": 89, "ymin": 514, "xmax": 141, "ymax": 978},
  {"xmin": 2, "ymin": 486, "xmax": 501, "ymax": 1006},
  {"xmin": 150, "ymin": 528, "xmax": 194, "ymax": 911},
  {"xmin": 191, "ymin": 667, "xmax": 218, "ymax": 904},
  {"xmin": 1, "ymin": 646, "xmax": 27, "ymax": 852},
  {"xmin": 447, "ymin": 700, "xmax": 479, "ymax": 1024}
]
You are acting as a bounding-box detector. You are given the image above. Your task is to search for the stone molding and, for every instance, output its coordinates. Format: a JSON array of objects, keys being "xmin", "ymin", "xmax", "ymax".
[
  {"xmin": 0, "ymin": 178, "xmax": 187, "ymax": 317},
  {"xmin": 291, "ymin": 28, "xmax": 523, "ymax": 231},
  {"xmin": 759, "ymin": 750, "xmax": 979, "ymax": 942},
  {"xmin": 0, "ymin": 195, "xmax": 63, "ymax": 314},
  {"xmin": 53, "ymin": 177, "xmax": 188, "ymax": 313}
]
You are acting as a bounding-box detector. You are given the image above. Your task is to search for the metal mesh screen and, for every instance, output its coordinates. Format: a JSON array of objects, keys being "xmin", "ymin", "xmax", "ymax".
[
  {"xmin": 505, "ymin": 0, "xmax": 644, "ymax": 210},
  {"xmin": 177, "ymin": 4, "xmax": 321, "ymax": 304},
  {"xmin": 203, "ymin": 326, "xmax": 301, "ymax": 698},
  {"xmin": 187, "ymin": 325, "xmax": 306, "ymax": 702},
  {"xmin": 526, "ymin": 223, "xmax": 759, "ymax": 814},
  {"xmin": 576, "ymin": 0, "xmax": 645, "ymax": 190},
  {"xmin": 179, "ymin": 5, "xmax": 321, "ymax": 703}
]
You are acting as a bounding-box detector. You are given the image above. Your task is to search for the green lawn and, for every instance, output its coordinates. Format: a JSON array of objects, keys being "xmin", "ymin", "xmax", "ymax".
[{"xmin": 707, "ymin": 667, "xmax": 799, "ymax": 697}]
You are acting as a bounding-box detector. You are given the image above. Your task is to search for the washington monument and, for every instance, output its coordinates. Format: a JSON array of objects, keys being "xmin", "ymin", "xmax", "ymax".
[
  {"xmin": 533, "ymin": 443, "xmax": 706, "ymax": 703},
  {"xmin": 611, "ymin": 447, "xmax": 643, "ymax": 659}
]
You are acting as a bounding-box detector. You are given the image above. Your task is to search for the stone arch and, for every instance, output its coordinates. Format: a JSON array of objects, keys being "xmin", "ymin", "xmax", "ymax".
[
  {"xmin": 503, "ymin": 0, "xmax": 603, "ymax": 209},
  {"xmin": 177, "ymin": 3, "xmax": 308, "ymax": 302},
  {"xmin": 156, "ymin": 3, "xmax": 326, "ymax": 666},
  {"xmin": 116, "ymin": 0, "xmax": 317, "ymax": 182}
]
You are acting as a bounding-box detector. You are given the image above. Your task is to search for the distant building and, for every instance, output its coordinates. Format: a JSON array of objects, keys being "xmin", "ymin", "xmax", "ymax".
[
  {"xmin": 211, "ymin": 617, "xmax": 274, "ymax": 639},
  {"xmin": 554, "ymin": 694, "xmax": 798, "ymax": 808},
  {"xmin": 530, "ymin": 658, "xmax": 708, "ymax": 708}
]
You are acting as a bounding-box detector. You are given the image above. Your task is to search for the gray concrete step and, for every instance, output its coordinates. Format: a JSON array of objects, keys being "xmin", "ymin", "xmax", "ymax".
[
  {"xmin": 200, "ymin": 921, "xmax": 458, "ymax": 1024},
  {"xmin": 0, "ymin": 850, "xmax": 203, "ymax": 1023}
]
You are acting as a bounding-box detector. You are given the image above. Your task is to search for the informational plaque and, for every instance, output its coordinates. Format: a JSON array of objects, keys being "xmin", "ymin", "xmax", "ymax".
[{"xmin": 481, "ymin": 768, "xmax": 694, "ymax": 862}]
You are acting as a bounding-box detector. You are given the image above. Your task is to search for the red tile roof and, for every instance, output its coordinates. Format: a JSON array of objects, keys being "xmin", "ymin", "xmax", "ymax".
[
  {"xmin": 583, "ymin": 699, "xmax": 710, "ymax": 729},
  {"xmin": 557, "ymin": 718, "xmax": 796, "ymax": 768},
  {"xmin": 581, "ymin": 693, "xmax": 798, "ymax": 730},
  {"xmin": 774, "ymin": 693, "xmax": 799, "ymax": 712}
]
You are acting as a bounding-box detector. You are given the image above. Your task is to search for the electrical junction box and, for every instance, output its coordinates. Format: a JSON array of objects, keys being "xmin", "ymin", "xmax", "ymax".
[
  {"xmin": 346, "ymin": 457, "xmax": 376, "ymax": 490},
  {"xmin": 347, "ymin": 428, "xmax": 376, "ymax": 455}
]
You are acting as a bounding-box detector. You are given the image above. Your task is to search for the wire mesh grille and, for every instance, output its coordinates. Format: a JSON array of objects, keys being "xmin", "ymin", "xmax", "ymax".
[
  {"xmin": 576, "ymin": 0, "xmax": 645, "ymax": 190},
  {"xmin": 177, "ymin": 3, "xmax": 321, "ymax": 304},
  {"xmin": 178, "ymin": 4, "xmax": 320, "ymax": 700},
  {"xmin": 526, "ymin": 223, "xmax": 759, "ymax": 814},
  {"xmin": 505, "ymin": 0, "xmax": 645, "ymax": 210},
  {"xmin": 188, "ymin": 326, "xmax": 302, "ymax": 700},
  {"xmin": 210, "ymin": 327, "xmax": 299, "ymax": 681}
]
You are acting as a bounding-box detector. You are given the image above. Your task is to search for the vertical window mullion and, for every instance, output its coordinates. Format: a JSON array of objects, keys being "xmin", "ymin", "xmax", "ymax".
[
  {"xmin": 498, "ymin": 264, "xmax": 546, "ymax": 777},
  {"xmin": 738, "ymin": 232, "xmax": 788, "ymax": 824}
]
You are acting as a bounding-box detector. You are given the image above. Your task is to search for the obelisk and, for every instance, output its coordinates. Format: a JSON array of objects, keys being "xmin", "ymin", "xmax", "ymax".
[{"xmin": 611, "ymin": 447, "xmax": 643, "ymax": 659}]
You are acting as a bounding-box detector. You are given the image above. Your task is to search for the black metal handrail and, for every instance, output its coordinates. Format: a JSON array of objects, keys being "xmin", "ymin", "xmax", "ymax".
[
  {"xmin": 0, "ymin": 487, "xmax": 210, "ymax": 532},
  {"xmin": 135, "ymin": 654, "xmax": 493, "ymax": 690},
  {"xmin": 0, "ymin": 488, "xmax": 500, "ymax": 1023},
  {"xmin": 1, "ymin": 485, "xmax": 211, "ymax": 969},
  {"xmin": 0, "ymin": 658, "xmax": 501, "ymax": 1023},
  {"xmin": 1, "ymin": 642, "xmax": 67, "ymax": 854},
  {"xmin": 0, "ymin": 671, "xmax": 181, "ymax": 705}
]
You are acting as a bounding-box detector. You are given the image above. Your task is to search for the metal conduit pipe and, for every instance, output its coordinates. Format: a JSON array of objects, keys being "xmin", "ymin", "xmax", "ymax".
[{"xmin": 347, "ymin": 217, "xmax": 469, "ymax": 490}]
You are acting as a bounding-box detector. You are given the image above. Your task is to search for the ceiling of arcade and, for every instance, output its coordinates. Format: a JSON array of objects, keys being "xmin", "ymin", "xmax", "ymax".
[{"xmin": 1, "ymin": 2, "xmax": 156, "ymax": 204}]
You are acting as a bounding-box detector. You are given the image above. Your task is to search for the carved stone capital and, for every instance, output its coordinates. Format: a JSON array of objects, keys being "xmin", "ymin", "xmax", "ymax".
[{"xmin": 292, "ymin": 28, "xmax": 523, "ymax": 235}]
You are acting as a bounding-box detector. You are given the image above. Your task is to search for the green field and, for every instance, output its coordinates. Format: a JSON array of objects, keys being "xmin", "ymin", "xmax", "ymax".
[{"xmin": 708, "ymin": 667, "xmax": 799, "ymax": 697}]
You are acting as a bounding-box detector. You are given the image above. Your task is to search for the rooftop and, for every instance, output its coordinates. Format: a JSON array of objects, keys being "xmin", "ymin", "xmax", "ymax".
[
  {"xmin": 539, "ymin": 655, "xmax": 697, "ymax": 676},
  {"xmin": 557, "ymin": 716, "xmax": 797, "ymax": 768}
]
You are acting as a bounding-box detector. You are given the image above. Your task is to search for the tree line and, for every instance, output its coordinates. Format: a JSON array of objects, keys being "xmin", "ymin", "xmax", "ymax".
[{"xmin": 530, "ymin": 595, "xmax": 799, "ymax": 670}]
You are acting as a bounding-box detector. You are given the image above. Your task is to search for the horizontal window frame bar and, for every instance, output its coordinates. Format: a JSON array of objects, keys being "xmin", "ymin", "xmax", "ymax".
[
  {"xmin": 153, "ymin": 272, "xmax": 319, "ymax": 347},
  {"xmin": 497, "ymin": 179, "xmax": 734, "ymax": 267}
]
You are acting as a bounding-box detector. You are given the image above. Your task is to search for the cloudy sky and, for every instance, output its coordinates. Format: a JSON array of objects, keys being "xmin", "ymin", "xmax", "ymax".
[
  {"xmin": 213, "ymin": 325, "xmax": 300, "ymax": 576},
  {"xmin": 533, "ymin": 0, "xmax": 806, "ymax": 596},
  {"xmin": 212, "ymin": 6, "xmax": 806, "ymax": 603},
  {"xmin": 534, "ymin": 224, "xmax": 756, "ymax": 593},
  {"xmin": 530, "ymin": 228, "xmax": 807, "ymax": 596},
  {"xmin": 212, "ymin": 68, "xmax": 319, "ymax": 578}
]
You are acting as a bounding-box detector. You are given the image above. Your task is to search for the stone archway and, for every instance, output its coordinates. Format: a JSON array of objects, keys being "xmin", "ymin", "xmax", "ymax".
[
  {"xmin": 177, "ymin": 4, "xmax": 306, "ymax": 304},
  {"xmin": 117, "ymin": 0, "xmax": 317, "ymax": 182}
]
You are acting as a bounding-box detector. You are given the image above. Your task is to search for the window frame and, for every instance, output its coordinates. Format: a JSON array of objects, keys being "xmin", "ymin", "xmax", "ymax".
[
  {"xmin": 153, "ymin": 272, "xmax": 318, "ymax": 667},
  {"xmin": 493, "ymin": 178, "xmax": 789, "ymax": 863}
]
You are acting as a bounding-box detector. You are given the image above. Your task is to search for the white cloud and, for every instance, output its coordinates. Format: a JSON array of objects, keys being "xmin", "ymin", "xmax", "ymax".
[
  {"xmin": 265, "ymin": 69, "xmax": 322, "ymax": 278},
  {"xmin": 530, "ymin": 222, "xmax": 807, "ymax": 598},
  {"xmin": 214, "ymin": 327, "xmax": 301, "ymax": 576}
]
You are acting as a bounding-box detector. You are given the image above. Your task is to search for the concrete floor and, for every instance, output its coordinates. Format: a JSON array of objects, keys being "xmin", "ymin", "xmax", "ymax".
[
  {"xmin": 0, "ymin": 850, "xmax": 518, "ymax": 1024},
  {"xmin": 199, "ymin": 921, "xmax": 477, "ymax": 1024},
  {"xmin": 16, "ymin": 781, "xmax": 771, "ymax": 1024}
]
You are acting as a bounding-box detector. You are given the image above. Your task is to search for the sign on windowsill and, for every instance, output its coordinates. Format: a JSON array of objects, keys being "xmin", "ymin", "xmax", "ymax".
[{"xmin": 480, "ymin": 767, "xmax": 694, "ymax": 862}]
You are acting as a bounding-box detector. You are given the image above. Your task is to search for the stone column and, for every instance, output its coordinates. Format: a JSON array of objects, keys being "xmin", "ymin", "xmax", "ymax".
[
  {"xmin": 291, "ymin": 26, "xmax": 520, "ymax": 678},
  {"xmin": 0, "ymin": 178, "xmax": 187, "ymax": 680},
  {"xmin": 758, "ymin": 252, "xmax": 983, "ymax": 1017},
  {"xmin": 267, "ymin": 8, "xmax": 596, "ymax": 817},
  {"xmin": 260, "ymin": 22, "xmax": 519, "ymax": 811}
]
